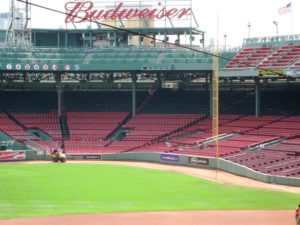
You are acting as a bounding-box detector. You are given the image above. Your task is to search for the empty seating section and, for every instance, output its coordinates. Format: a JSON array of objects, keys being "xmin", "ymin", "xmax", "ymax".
[
  {"xmin": 0, "ymin": 112, "xmax": 62, "ymax": 151},
  {"xmin": 171, "ymin": 132, "xmax": 213, "ymax": 145},
  {"xmin": 240, "ymin": 47, "xmax": 275, "ymax": 68},
  {"xmin": 0, "ymin": 92, "xmax": 61, "ymax": 150},
  {"xmin": 284, "ymin": 138, "xmax": 300, "ymax": 145},
  {"xmin": 25, "ymin": 140, "xmax": 62, "ymax": 154},
  {"xmin": 264, "ymin": 143, "xmax": 300, "ymax": 153},
  {"xmin": 127, "ymin": 115, "xmax": 300, "ymax": 177},
  {"xmin": 224, "ymin": 150, "xmax": 300, "ymax": 177},
  {"xmin": 166, "ymin": 116, "xmax": 283, "ymax": 157},
  {"xmin": 294, "ymin": 58, "xmax": 300, "ymax": 66},
  {"xmin": 127, "ymin": 142, "xmax": 176, "ymax": 153},
  {"xmin": 272, "ymin": 45, "xmax": 300, "ymax": 67},
  {"xmin": 0, "ymin": 90, "xmax": 299, "ymax": 177},
  {"xmin": 0, "ymin": 113, "xmax": 37, "ymax": 142},
  {"xmin": 225, "ymin": 47, "xmax": 257, "ymax": 68},
  {"xmin": 117, "ymin": 114, "xmax": 202, "ymax": 153},
  {"xmin": 64, "ymin": 112, "xmax": 129, "ymax": 153},
  {"xmin": 222, "ymin": 116, "xmax": 300, "ymax": 177},
  {"xmin": 225, "ymin": 44, "xmax": 300, "ymax": 68},
  {"xmin": 258, "ymin": 45, "xmax": 292, "ymax": 67},
  {"xmin": 13, "ymin": 112, "xmax": 62, "ymax": 140},
  {"xmin": 246, "ymin": 117, "xmax": 300, "ymax": 138}
]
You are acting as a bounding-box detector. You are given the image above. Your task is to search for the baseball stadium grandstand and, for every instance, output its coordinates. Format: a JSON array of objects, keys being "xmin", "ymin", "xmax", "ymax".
[{"xmin": 0, "ymin": 0, "xmax": 300, "ymax": 188}]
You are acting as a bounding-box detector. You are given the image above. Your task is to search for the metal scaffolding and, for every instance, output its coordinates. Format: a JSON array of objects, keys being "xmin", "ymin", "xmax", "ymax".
[{"xmin": 5, "ymin": 0, "xmax": 31, "ymax": 48}]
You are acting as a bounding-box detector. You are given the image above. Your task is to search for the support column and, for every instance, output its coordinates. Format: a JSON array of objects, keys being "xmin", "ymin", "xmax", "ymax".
[
  {"xmin": 255, "ymin": 78, "xmax": 261, "ymax": 117},
  {"xmin": 56, "ymin": 73, "xmax": 62, "ymax": 118},
  {"xmin": 89, "ymin": 31, "xmax": 93, "ymax": 48},
  {"xmin": 230, "ymin": 78, "xmax": 233, "ymax": 91},
  {"xmin": 0, "ymin": 72, "xmax": 3, "ymax": 85},
  {"xmin": 57, "ymin": 88, "xmax": 62, "ymax": 118},
  {"xmin": 57, "ymin": 32, "xmax": 60, "ymax": 48},
  {"xmin": 132, "ymin": 74, "xmax": 137, "ymax": 118},
  {"xmin": 205, "ymin": 75, "xmax": 208, "ymax": 91},
  {"xmin": 177, "ymin": 34, "xmax": 180, "ymax": 45},
  {"xmin": 65, "ymin": 32, "xmax": 68, "ymax": 48},
  {"xmin": 114, "ymin": 32, "xmax": 117, "ymax": 47},
  {"xmin": 209, "ymin": 74, "xmax": 213, "ymax": 117},
  {"xmin": 189, "ymin": 29, "xmax": 193, "ymax": 47},
  {"xmin": 33, "ymin": 31, "xmax": 36, "ymax": 47},
  {"xmin": 153, "ymin": 34, "xmax": 156, "ymax": 47}
]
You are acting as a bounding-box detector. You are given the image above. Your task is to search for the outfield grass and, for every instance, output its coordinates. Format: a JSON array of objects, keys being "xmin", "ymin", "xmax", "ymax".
[{"xmin": 0, "ymin": 163, "xmax": 299, "ymax": 219}]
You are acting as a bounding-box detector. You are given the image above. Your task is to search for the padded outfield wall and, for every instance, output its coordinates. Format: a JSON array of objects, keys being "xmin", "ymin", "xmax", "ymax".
[{"xmin": 10, "ymin": 150, "xmax": 299, "ymax": 187}]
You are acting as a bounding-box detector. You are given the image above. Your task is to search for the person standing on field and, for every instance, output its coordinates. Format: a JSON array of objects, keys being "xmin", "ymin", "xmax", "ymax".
[{"xmin": 296, "ymin": 204, "xmax": 300, "ymax": 225}]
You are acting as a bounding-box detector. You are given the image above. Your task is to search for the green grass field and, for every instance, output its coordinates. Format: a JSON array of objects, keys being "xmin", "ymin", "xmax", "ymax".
[{"xmin": 0, "ymin": 163, "xmax": 299, "ymax": 219}]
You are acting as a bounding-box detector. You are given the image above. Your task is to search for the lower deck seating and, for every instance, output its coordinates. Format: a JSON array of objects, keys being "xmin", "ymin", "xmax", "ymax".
[
  {"xmin": 13, "ymin": 112, "xmax": 62, "ymax": 140},
  {"xmin": 0, "ymin": 113, "xmax": 38, "ymax": 142},
  {"xmin": 127, "ymin": 115, "xmax": 300, "ymax": 177},
  {"xmin": 65, "ymin": 113, "xmax": 203, "ymax": 154},
  {"xmin": 224, "ymin": 150, "xmax": 300, "ymax": 177},
  {"xmin": 25, "ymin": 140, "xmax": 62, "ymax": 154},
  {"xmin": 64, "ymin": 112, "xmax": 129, "ymax": 153},
  {"xmin": 1, "ymin": 88, "xmax": 299, "ymax": 178}
]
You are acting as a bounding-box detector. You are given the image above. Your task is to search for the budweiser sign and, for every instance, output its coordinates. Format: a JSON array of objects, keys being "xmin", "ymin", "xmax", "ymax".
[{"xmin": 65, "ymin": 1, "xmax": 192, "ymax": 23}]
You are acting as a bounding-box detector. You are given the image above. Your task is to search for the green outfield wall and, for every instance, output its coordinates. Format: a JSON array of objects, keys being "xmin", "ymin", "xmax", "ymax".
[{"xmin": 3, "ymin": 151, "xmax": 299, "ymax": 187}]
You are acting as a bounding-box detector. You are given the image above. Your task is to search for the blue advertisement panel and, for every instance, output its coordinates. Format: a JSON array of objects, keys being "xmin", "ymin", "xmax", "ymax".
[
  {"xmin": 160, "ymin": 154, "xmax": 180, "ymax": 163},
  {"xmin": 67, "ymin": 154, "xmax": 101, "ymax": 160}
]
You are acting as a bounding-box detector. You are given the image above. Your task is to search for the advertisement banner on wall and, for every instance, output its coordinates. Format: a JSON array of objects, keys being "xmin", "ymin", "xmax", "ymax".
[
  {"xmin": 0, "ymin": 151, "xmax": 26, "ymax": 161},
  {"xmin": 188, "ymin": 156, "xmax": 209, "ymax": 167},
  {"xmin": 286, "ymin": 70, "xmax": 300, "ymax": 78},
  {"xmin": 67, "ymin": 154, "xmax": 102, "ymax": 160},
  {"xmin": 258, "ymin": 69, "xmax": 284, "ymax": 78},
  {"xmin": 160, "ymin": 154, "xmax": 180, "ymax": 163},
  {"xmin": 64, "ymin": 1, "xmax": 192, "ymax": 24}
]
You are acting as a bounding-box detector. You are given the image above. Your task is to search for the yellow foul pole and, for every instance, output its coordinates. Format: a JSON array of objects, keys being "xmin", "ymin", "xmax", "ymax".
[{"xmin": 212, "ymin": 12, "xmax": 220, "ymax": 174}]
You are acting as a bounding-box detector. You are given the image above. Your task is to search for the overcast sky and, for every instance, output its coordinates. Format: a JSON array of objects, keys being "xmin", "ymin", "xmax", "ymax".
[{"xmin": 0, "ymin": 0, "xmax": 299, "ymax": 48}]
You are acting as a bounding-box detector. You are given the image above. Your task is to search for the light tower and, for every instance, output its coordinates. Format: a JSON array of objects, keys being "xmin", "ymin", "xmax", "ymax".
[{"xmin": 5, "ymin": 0, "xmax": 31, "ymax": 48}]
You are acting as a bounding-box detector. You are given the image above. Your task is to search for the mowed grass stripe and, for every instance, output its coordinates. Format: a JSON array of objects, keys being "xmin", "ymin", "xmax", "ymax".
[{"xmin": 0, "ymin": 163, "xmax": 299, "ymax": 219}]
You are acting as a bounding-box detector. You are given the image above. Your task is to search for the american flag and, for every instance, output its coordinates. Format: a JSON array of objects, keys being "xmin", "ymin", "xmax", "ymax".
[{"xmin": 278, "ymin": 3, "xmax": 292, "ymax": 15}]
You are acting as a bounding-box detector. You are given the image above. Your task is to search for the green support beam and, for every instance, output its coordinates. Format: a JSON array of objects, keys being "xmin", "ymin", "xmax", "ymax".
[
  {"xmin": 132, "ymin": 74, "xmax": 137, "ymax": 118},
  {"xmin": 57, "ymin": 33, "xmax": 60, "ymax": 48},
  {"xmin": 255, "ymin": 78, "xmax": 261, "ymax": 117},
  {"xmin": 209, "ymin": 75, "xmax": 213, "ymax": 117},
  {"xmin": 56, "ymin": 74, "xmax": 62, "ymax": 118},
  {"xmin": 89, "ymin": 31, "xmax": 93, "ymax": 48},
  {"xmin": 65, "ymin": 33, "xmax": 68, "ymax": 48}
]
